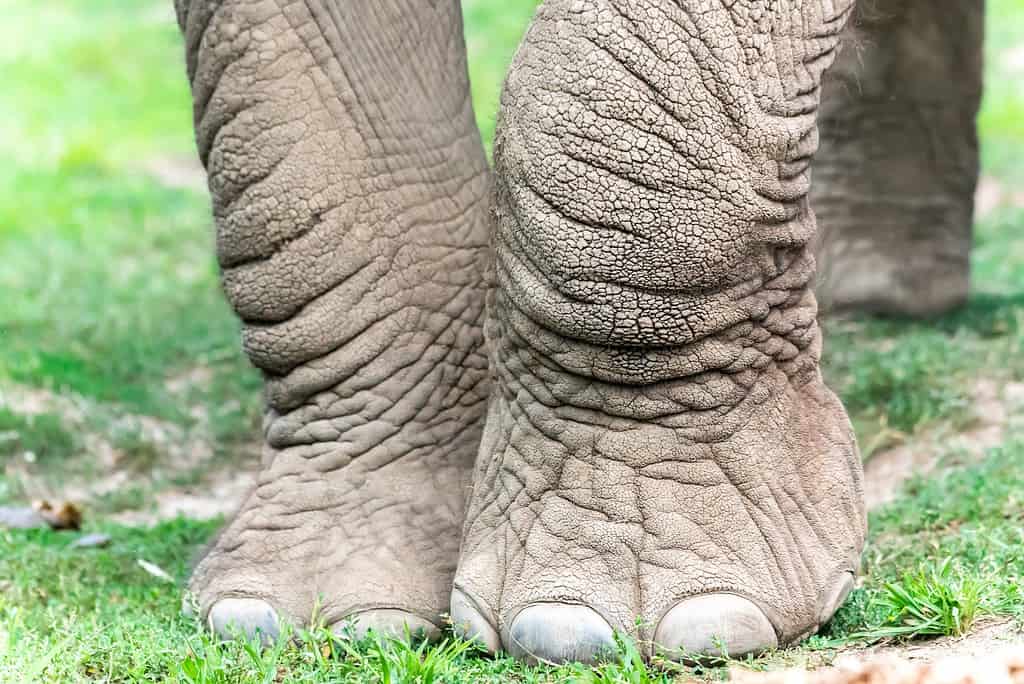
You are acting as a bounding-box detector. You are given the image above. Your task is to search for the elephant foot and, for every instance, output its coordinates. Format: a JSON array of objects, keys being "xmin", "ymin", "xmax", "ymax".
[
  {"xmin": 452, "ymin": 296, "xmax": 866, "ymax": 664},
  {"xmin": 815, "ymin": 225, "xmax": 971, "ymax": 318},
  {"xmin": 175, "ymin": 0, "xmax": 492, "ymax": 645},
  {"xmin": 189, "ymin": 423, "xmax": 480, "ymax": 644},
  {"xmin": 812, "ymin": 0, "xmax": 982, "ymax": 318}
]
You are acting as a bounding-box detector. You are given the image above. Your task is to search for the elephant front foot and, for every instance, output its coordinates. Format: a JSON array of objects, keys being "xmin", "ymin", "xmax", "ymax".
[
  {"xmin": 189, "ymin": 422, "xmax": 481, "ymax": 644},
  {"xmin": 449, "ymin": 0, "xmax": 867, "ymax": 664},
  {"xmin": 451, "ymin": 302, "xmax": 866, "ymax": 664}
]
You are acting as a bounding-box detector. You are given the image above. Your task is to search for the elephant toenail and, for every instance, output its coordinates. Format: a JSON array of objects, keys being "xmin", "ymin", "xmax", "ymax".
[
  {"xmin": 654, "ymin": 593, "xmax": 778, "ymax": 659},
  {"xmin": 450, "ymin": 588, "xmax": 500, "ymax": 654},
  {"xmin": 331, "ymin": 609, "xmax": 441, "ymax": 641},
  {"xmin": 820, "ymin": 573, "xmax": 855, "ymax": 626},
  {"xmin": 507, "ymin": 602, "xmax": 616, "ymax": 665},
  {"xmin": 208, "ymin": 598, "xmax": 280, "ymax": 645}
]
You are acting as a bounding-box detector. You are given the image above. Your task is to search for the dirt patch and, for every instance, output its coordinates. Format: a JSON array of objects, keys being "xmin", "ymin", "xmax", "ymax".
[
  {"xmin": 732, "ymin": 623, "xmax": 1024, "ymax": 682},
  {"xmin": 143, "ymin": 156, "xmax": 207, "ymax": 193},
  {"xmin": 0, "ymin": 381, "xmax": 257, "ymax": 522},
  {"xmin": 862, "ymin": 379, "xmax": 1022, "ymax": 510},
  {"xmin": 976, "ymin": 176, "xmax": 1024, "ymax": 220},
  {"xmin": 845, "ymin": 621, "xmax": 1024, "ymax": 666},
  {"xmin": 110, "ymin": 468, "xmax": 255, "ymax": 525}
]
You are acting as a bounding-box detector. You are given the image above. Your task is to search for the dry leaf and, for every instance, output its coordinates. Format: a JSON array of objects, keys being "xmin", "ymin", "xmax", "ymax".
[
  {"xmin": 33, "ymin": 500, "xmax": 82, "ymax": 530},
  {"xmin": 70, "ymin": 533, "xmax": 111, "ymax": 549}
]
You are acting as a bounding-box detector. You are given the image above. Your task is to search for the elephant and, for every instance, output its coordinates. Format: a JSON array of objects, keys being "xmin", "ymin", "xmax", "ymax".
[{"xmin": 171, "ymin": 0, "xmax": 983, "ymax": 665}]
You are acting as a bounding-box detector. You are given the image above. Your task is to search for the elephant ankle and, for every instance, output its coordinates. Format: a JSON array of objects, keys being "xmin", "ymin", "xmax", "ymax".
[{"xmin": 486, "ymin": 268, "xmax": 826, "ymax": 439}]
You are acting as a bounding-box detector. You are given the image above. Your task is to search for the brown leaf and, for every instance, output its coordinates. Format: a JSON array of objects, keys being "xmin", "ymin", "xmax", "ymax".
[{"xmin": 33, "ymin": 500, "xmax": 82, "ymax": 530}]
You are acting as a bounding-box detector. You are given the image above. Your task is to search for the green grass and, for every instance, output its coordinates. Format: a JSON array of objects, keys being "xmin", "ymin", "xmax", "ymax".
[
  {"xmin": 463, "ymin": 1, "xmax": 542, "ymax": 151},
  {"xmin": 6, "ymin": 442, "xmax": 1024, "ymax": 682},
  {"xmin": 1, "ymin": 0, "xmax": 1023, "ymax": 681},
  {"xmin": 979, "ymin": 0, "xmax": 1024, "ymax": 182},
  {"xmin": 821, "ymin": 204, "xmax": 1024, "ymax": 452},
  {"xmin": 0, "ymin": 0, "xmax": 262, "ymax": 475},
  {"xmin": 0, "ymin": 408, "xmax": 79, "ymax": 467},
  {"xmin": 823, "ymin": 441, "xmax": 1024, "ymax": 645}
]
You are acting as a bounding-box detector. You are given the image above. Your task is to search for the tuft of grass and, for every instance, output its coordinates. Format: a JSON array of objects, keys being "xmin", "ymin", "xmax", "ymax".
[
  {"xmin": 839, "ymin": 338, "xmax": 968, "ymax": 436},
  {"xmin": 820, "ymin": 441, "xmax": 1024, "ymax": 647},
  {"xmin": 570, "ymin": 633, "xmax": 669, "ymax": 684},
  {"xmin": 355, "ymin": 632, "xmax": 480, "ymax": 684},
  {"xmin": 855, "ymin": 559, "xmax": 987, "ymax": 641},
  {"xmin": 873, "ymin": 441, "xmax": 1024, "ymax": 534}
]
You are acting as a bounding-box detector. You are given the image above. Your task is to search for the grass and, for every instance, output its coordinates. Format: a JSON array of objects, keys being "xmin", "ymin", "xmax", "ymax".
[
  {"xmin": 0, "ymin": 408, "xmax": 79, "ymax": 467},
  {"xmin": 0, "ymin": 0, "xmax": 1023, "ymax": 681},
  {"xmin": 6, "ymin": 441, "xmax": 1024, "ymax": 682},
  {"xmin": 979, "ymin": 0, "xmax": 1024, "ymax": 182},
  {"xmin": 821, "ymin": 206, "xmax": 1024, "ymax": 453},
  {"xmin": 823, "ymin": 441, "xmax": 1024, "ymax": 646}
]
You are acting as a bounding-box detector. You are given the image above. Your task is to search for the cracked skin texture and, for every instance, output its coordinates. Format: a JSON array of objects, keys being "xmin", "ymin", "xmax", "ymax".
[
  {"xmin": 175, "ymin": 0, "xmax": 491, "ymax": 637},
  {"xmin": 451, "ymin": 0, "xmax": 865, "ymax": 662},
  {"xmin": 173, "ymin": 0, "xmax": 868, "ymax": 663}
]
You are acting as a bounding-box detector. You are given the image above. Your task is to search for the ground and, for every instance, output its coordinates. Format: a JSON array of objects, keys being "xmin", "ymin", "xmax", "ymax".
[{"xmin": 1, "ymin": 1, "xmax": 1023, "ymax": 682}]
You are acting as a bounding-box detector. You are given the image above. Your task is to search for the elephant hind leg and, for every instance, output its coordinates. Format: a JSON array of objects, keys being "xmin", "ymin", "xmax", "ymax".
[{"xmin": 813, "ymin": 0, "xmax": 985, "ymax": 317}]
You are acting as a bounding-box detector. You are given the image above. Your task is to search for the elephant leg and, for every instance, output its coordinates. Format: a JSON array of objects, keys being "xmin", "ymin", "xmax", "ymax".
[
  {"xmin": 451, "ymin": 0, "xmax": 866, "ymax": 664},
  {"xmin": 174, "ymin": 0, "xmax": 490, "ymax": 641},
  {"xmin": 813, "ymin": 0, "xmax": 984, "ymax": 316}
]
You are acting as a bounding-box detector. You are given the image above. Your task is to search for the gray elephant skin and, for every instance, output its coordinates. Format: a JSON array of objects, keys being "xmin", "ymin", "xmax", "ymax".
[{"xmin": 171, "ymin": 0, "xmax": 983, "ymax": 665}]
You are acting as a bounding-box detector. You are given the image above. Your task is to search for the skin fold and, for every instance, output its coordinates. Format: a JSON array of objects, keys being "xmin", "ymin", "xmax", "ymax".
[
  {"xmin": 174, "ymin": 0, "xmax": 492, "ymax": 639},
  {"xmin": 450, "ymin": 0, "xmax": 865, "ymax": 663},
  {"xmin": 171, "ymin": 0, "xmax": 979, "ymax": 664}
]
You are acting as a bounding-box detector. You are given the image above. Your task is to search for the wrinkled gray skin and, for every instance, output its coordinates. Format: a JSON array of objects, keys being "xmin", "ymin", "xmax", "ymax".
[{"xmin": 173, "ymin": 0, "xmax": 981, "ymax": 665}]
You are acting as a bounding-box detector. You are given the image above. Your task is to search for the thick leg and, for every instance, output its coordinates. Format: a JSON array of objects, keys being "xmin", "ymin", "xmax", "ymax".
[
  {"xmin": 813, "ymin": 0, "xmax": 984, "ymax": 316},
  {"xmin": 451, "ymin": 0, "xmax": 866, "ymax": 664},
  {"xmin": 174, "ymin": 0, "xmax": 490, "ymax": 640}
]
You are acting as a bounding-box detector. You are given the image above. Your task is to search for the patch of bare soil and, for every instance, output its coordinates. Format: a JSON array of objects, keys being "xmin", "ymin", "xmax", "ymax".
[
  {"xmin": 732, "ymin": 625, "xmax": 1024, "ymax": 682},
  {"xmin": 109, "ymin": 471, "xmax": 255, "ymax": 526},
  {"xmin": 0, "ymin": 382, "xmax": 257, "ymax": 522},
  {"xmin": 862, "ymin": 379, "xmax": 1023, "ymax": 510},
  {"xmin": 143, "ymin": 155, "xmax": 207, "ymax": 193},
  {"xmin": 976, "ymin": 176, "xmax": 1024, "ymax": 220},
  {"xmin": 845, "ymin": 621, "xmax": 1024, "ymax": 667}
]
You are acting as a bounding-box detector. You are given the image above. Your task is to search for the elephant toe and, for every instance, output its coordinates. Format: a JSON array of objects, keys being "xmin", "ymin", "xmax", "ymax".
[
  {"xmin": 820, "ymin": 573, "xmax": 855, "ymax": 626},
  {"xmin": 208, "ymin": 598, "xmax": 280, "ymax": 645},
  {"xmin": 654, "ymin": 593, "xmax": 777, "ymax": 660},
  {"xmin": 450, "ymin": 589, "xmax": 500, "ymax": 654},
  {"xmin": 507, "ymin": 603, "xmax": 616, "ymax": 665}
]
